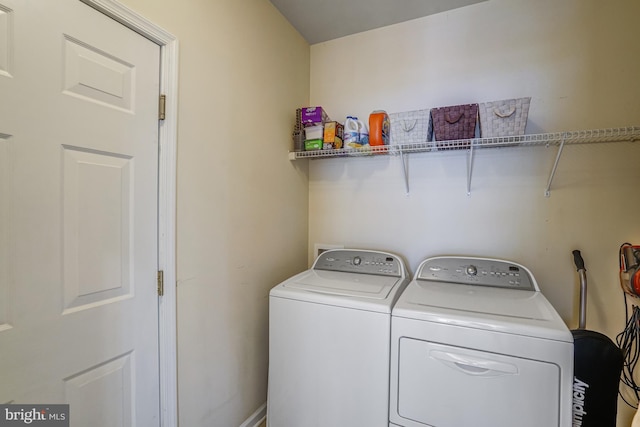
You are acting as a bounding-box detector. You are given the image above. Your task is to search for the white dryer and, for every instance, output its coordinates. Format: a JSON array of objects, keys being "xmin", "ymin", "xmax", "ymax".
[
  {"xmin": 268, "ymin": 249, "xmax": 410, "ymax": 427},
  {"xmin": 389, "ymin": 256, "xmax": 573, "ymax": 427}
]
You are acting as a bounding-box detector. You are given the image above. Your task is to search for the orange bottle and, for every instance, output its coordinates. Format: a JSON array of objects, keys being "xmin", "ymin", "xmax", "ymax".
[{"xmin": 369, "ymin": 110, "xmax": 390, "ymax": 146}]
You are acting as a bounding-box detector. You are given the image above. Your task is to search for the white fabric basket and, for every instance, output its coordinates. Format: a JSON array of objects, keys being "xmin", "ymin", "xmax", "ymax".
[
  {"xmin": 389, "ymin": 109, "xmax": 432, "ymax": 145},
  {"xmin": 478, "ymin": 97, "xmax": 531, "ymax": 138}
]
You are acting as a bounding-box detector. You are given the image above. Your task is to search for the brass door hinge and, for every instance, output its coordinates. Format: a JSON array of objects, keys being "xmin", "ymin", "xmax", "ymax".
[
  {"xmin": 157, "ymin": 270, "xmax": 164, "ymax": 296},
  {"xmin": 159, "ymin": 94, "xmax": 166, "ymax": 121}
]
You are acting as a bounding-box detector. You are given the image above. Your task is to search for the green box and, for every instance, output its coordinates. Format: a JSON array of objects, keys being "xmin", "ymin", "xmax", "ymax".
[{"xmin": 305, "ymin": 138, "xmax": 323, "ymax": 151}]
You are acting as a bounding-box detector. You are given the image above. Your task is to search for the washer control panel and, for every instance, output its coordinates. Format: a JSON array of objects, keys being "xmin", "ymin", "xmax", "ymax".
[
  {"xmin": 314, "ymin": 250, "xmax": 403, "ymax": 277},
  {"xmin": 417, "ymin": 257, "xmax": 536, "ymax": 291}
]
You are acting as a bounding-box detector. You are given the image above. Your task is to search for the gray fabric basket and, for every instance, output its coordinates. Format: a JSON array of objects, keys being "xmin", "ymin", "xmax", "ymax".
[
  {"xmin": 478, "ymin": 97, "xmax": 531, "ymax": 137},
  {"xmin": 388, "ymin": 109, "xmax": 432, "ymax": 145},
  {"xmin": 430, "ymin": 103, "xmax": 478, "ymax": 145}
]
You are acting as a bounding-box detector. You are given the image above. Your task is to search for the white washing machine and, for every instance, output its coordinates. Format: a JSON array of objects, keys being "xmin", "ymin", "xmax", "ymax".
[
  {"xmin": 268, "ymin": 249, "xmax": 410, "ymax": 427},
  {"xmin": 389, "ymin": 256, "xmax": 573, "ymax": 427}
]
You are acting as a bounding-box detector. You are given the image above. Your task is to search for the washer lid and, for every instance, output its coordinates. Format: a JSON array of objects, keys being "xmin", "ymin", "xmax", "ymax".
[
  {"xmin": 283, "ymin": 269, "xmax": 402, "ymax": 300},
  {"xmin": 270, "ymin": 249, "xmax": 409, "ymax": 312},
  {"xmin": 271, "ymin": 270, "xmax": 408, "ymax": 312}
]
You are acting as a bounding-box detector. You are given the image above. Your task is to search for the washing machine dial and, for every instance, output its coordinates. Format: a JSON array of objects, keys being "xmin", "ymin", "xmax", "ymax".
[
  {"xmin": 353, "ymin": 256, "xmax": 362, "ymax": 266},
  {"xmin": 466, "ymin": 265, "xmax": 478, "ymax": 276}
]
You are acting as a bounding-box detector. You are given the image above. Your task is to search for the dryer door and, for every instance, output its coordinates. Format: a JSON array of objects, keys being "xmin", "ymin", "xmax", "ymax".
[{"xmin": 397, "ymin": 338, "xmax": 561, "ymax": 427}]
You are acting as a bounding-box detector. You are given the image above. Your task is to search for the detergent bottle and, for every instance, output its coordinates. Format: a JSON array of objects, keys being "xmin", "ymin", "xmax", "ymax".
[
  {"xmin": 344, "ymin": 116, "xmax": 360, "ymax": 149},
  {"xmin": 369, "ymin": 110, "xmax": 390, "ymax": 146},
  {"xmin": 357, "ymin": 118, "xmax": 369, "ymax": 145}
]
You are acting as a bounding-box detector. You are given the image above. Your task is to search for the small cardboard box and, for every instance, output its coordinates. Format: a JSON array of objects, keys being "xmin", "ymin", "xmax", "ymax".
[
  {"xmin": 301, "ymin": 106, "xmax": 329, "ymax": 126},
  {"xmin": 323, "ymin": 121, "xmax": 344, "ymax": 149},
  {"xmin": 304, "ymin": 138, "xmax": 323, "ymax": 151}
]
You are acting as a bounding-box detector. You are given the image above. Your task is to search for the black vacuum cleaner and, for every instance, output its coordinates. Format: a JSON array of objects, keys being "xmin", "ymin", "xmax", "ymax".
[{"xmin": 571, "ymin": 250, "xmax": 623, "ymax": 427}]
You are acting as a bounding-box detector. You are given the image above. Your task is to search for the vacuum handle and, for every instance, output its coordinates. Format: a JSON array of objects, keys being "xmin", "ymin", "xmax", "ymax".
[
  {"xmin": 573, "ymin": 249, "xmax": 587, "ymax": 329},
  {"xmin": 573, "ymin": 250, "xmax": 586, "ymax": 271}
]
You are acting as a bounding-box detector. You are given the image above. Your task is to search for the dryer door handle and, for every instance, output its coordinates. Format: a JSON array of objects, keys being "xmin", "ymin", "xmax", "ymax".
[{"xmin": 429, "ymin": 350, "xmax": 519, "ymax": 377}]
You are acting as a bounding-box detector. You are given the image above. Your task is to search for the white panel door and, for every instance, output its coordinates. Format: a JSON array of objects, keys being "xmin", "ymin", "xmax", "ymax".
[{"xmin": 0, "ymin": 0, "xmax": 161, "ymax": 425}]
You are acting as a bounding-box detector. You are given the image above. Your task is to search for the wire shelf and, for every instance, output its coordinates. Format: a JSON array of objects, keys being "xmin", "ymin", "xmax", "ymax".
[
  {"xmin": 289, "ymin": 126, "xmax": 640, "ymax": 160},
  {"xmin": 288, "ymin": 144, "xmax": 400, "ymax": 160}
]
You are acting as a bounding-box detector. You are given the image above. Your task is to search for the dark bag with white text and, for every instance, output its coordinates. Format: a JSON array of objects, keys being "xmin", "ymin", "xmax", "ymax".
[{"xmin": 572, "ymin": 329, "xmax": 623, "ymax": 427}]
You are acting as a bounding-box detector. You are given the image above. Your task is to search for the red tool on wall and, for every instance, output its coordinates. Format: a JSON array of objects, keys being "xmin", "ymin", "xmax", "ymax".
[
  {"xmin": 616, "ymin": 243, "xmax": 640, "ymax": 410},
  {"xmin": 620, "ymin": 244, "xmax": 640, "ymax": 297}
]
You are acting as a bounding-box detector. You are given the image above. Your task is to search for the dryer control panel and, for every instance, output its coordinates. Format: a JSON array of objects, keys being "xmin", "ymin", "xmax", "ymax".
[
  {"xmin": 417, "ymin": 257, "xmax": 536, "ymax": 291},
  {"xmin": 313, "ymin": 249, "xmax": 404, "ymax": 277}
]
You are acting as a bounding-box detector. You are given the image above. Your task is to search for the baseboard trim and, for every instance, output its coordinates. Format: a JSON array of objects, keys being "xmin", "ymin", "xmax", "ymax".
[{"xmin": 239, "ymin": 402, "xmax": 266, "ymax": 427}]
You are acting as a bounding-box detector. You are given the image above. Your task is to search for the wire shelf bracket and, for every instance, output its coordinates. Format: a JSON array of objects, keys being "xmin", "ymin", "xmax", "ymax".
[
  {"xmin": 467, "ymin": 139, "xmax": 476, "ymax": 196},
  {"xmin": 545, "ymin": 133, "xmax": 567, "ymax": 197}
]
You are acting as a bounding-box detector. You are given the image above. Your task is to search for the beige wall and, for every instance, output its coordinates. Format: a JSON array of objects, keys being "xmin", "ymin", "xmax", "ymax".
[
  {"xmin": 115, "ymin": 0, "xmax": 310, "ymax": 425},
  {"xmin": 309, "ymin": 0, "xmax": 640, "ymax": 425}
]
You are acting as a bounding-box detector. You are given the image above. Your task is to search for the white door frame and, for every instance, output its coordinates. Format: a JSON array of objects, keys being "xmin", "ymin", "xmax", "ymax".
[{"xmin": 79, "ymin": 1, "xmax": 179, "ymax": 426}]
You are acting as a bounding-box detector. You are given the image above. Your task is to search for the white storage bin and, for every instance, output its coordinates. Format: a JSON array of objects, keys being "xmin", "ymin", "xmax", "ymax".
[{"xmin": 304, "ymin": 125, "xmax": 323, "ymax": 140}]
